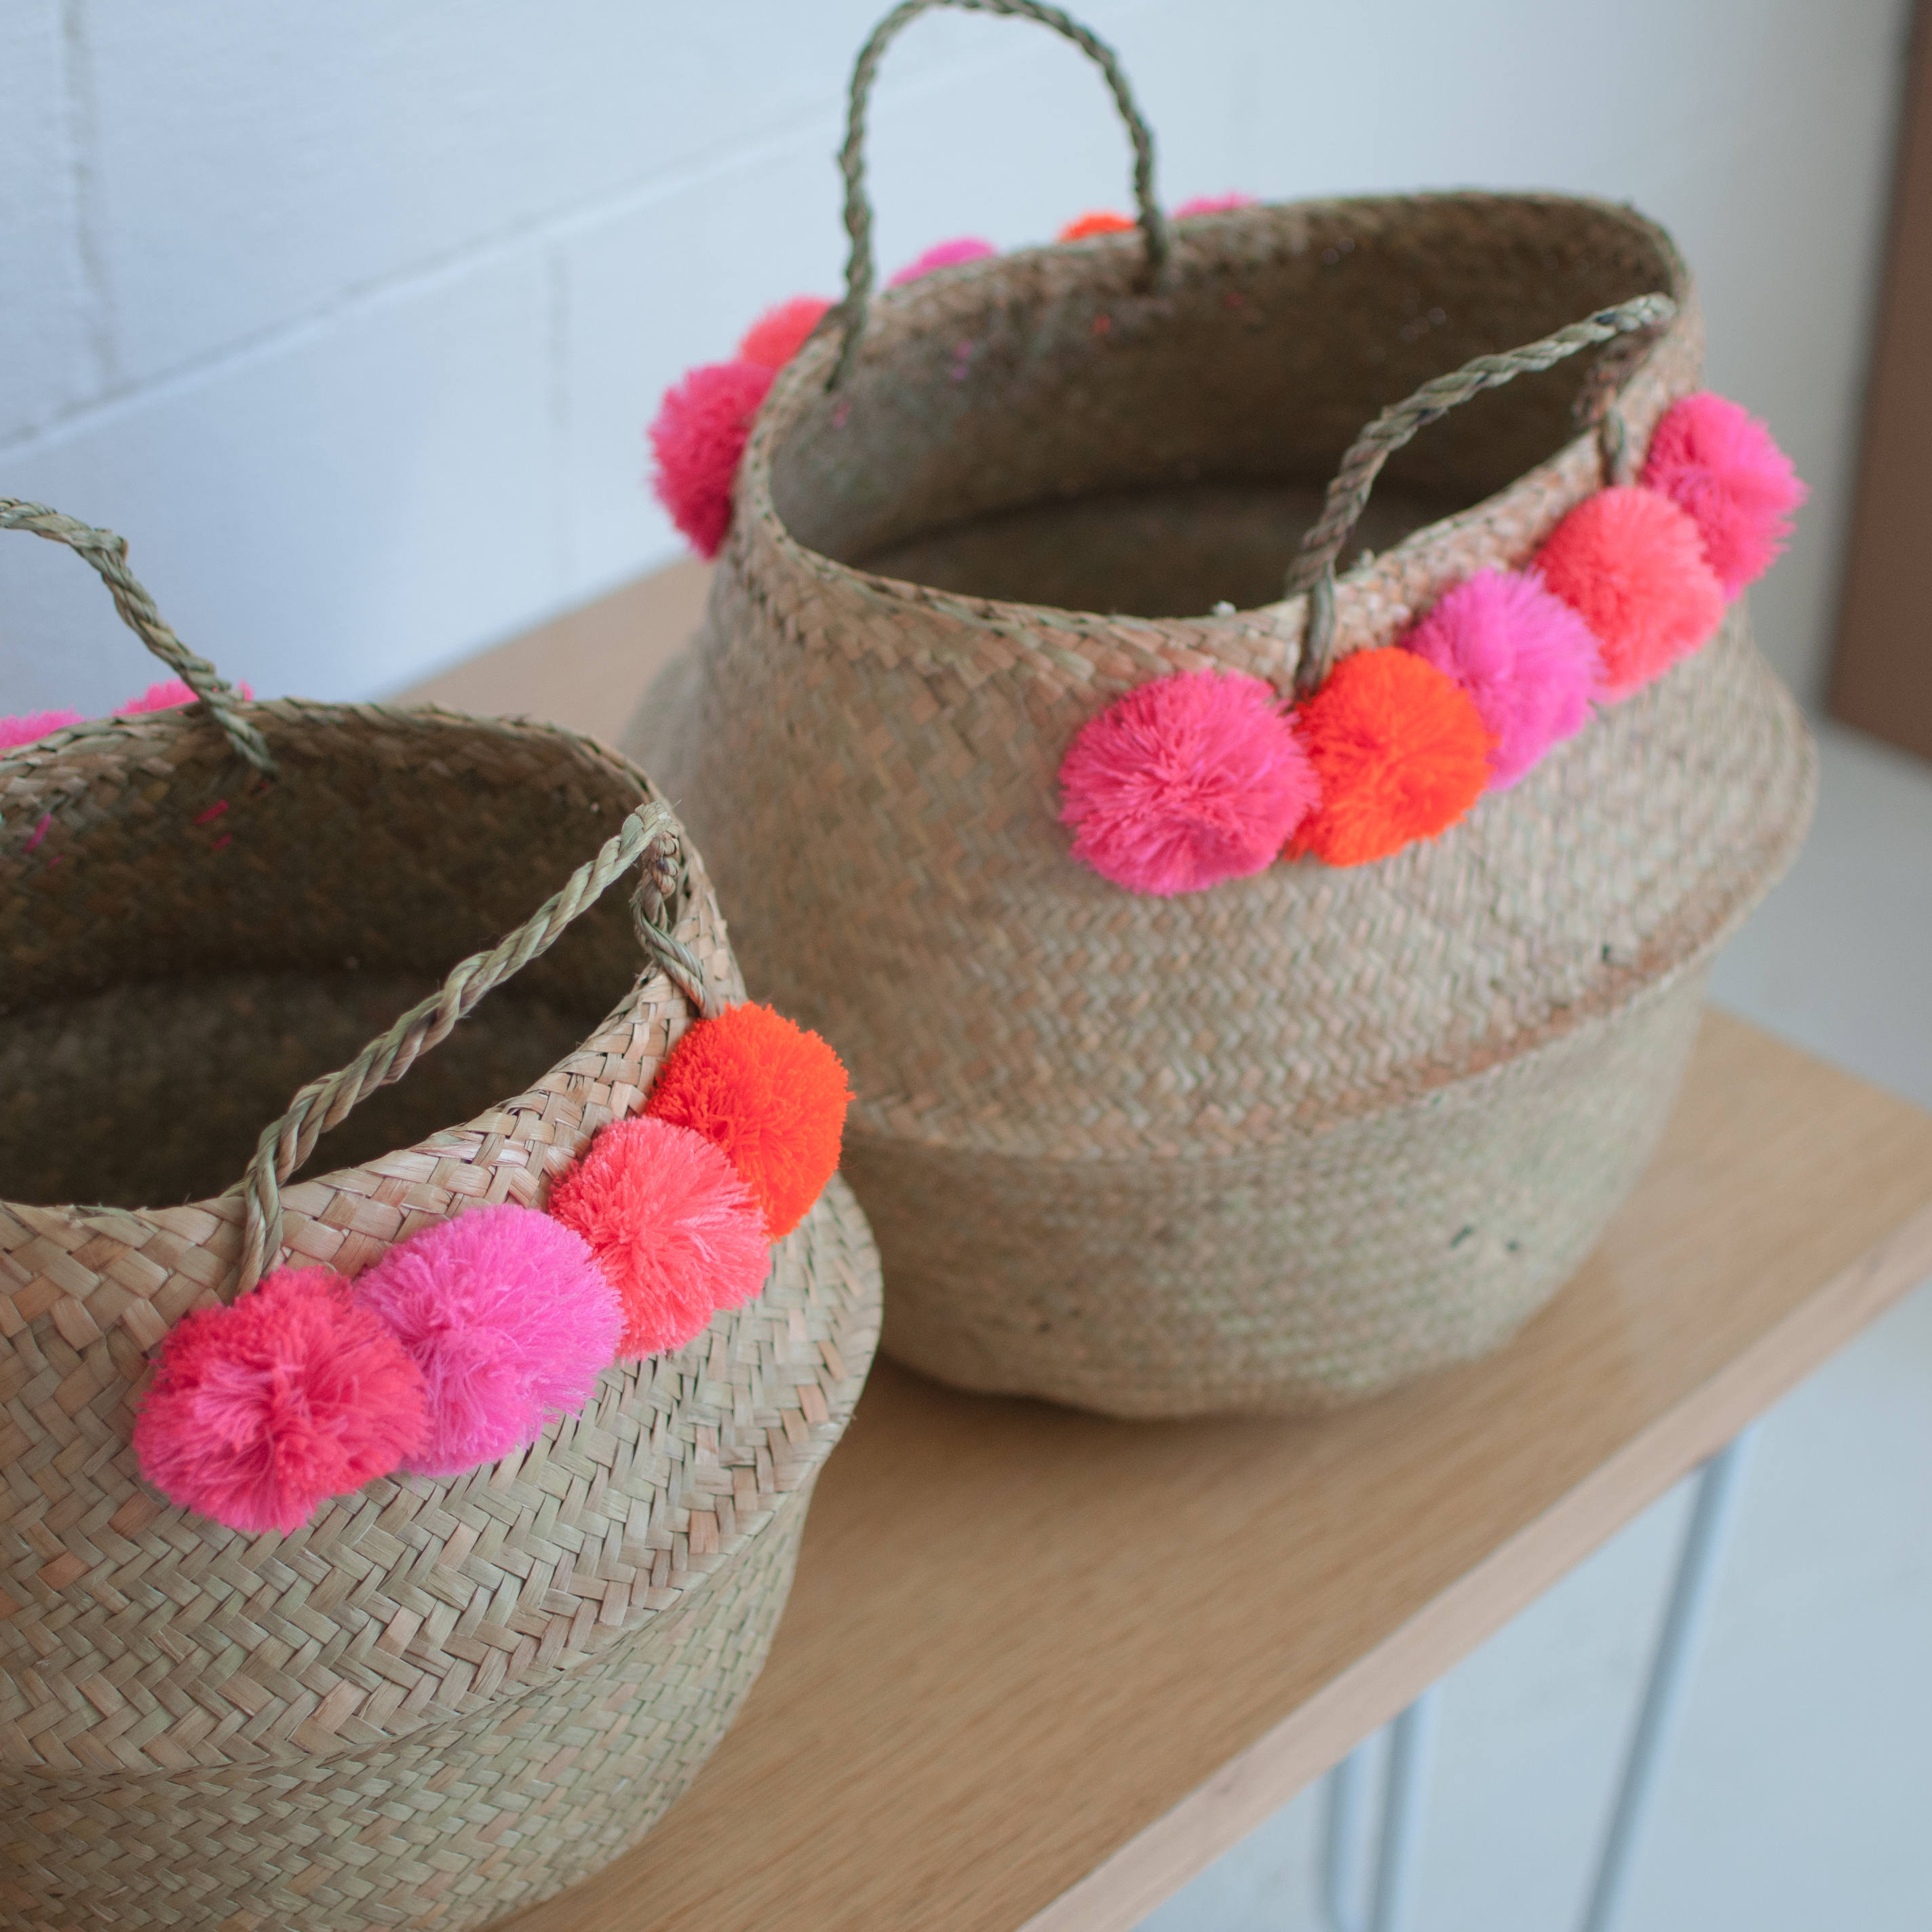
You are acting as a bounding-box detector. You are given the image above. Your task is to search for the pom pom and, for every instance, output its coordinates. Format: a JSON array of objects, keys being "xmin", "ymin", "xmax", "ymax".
[
  {"xmin": 1058, "ymin": 670, "xmax": 1317, "ymax": 895},
  {"xmin": 351, "ymin": 1204, "xmax": 621, "ymax": 1477},
  {"xmin": 547, "ymin": 1117, "xmax": 771, "ymax": 1358},
  {"xmin": 1174, "ymin": 192, "xmax": 1256, "ymax": 217},
  {"xmin": 644, "ymin": 1004, "xmax": 852, "ymax": 1238},
  {"xmin": 889, "ymin": 237, "xmax": 997, "ymax": 285},
  {"xmin": 1058, "ymin": 211, "xmax": 1136, "ymax": 240},
  {"xmin": 737, "ymin": 296, "xmax": 832, "ymax": 370},
  {"xmin": 0, "ymin": 710, "xmax": 82, "ymax": 749},
  {"xmin": 117, "ymin": 678, "xmax": 253, "ymax": 714},
  {"xmin": 1640, "ymin": 391, "xmax": 1807, "ymax": 594},
  {"xmin": 648, "ymin": 358, "xmax": 775, "ymax": 558},
  {"xmin": 1534, "ymin": 486, "xmax": 1726, "ymax": 700},
  {"xmin": 1402, "ymin": 569, "xmax": 1601, "ymax": 790},
  {"xmin": 133, "ymin": 1267, "xmax": 425, "ymax": 1534},
  {"xmin": 1288, "ymin": 649, "xmax": 1494, "ymax": 866}
]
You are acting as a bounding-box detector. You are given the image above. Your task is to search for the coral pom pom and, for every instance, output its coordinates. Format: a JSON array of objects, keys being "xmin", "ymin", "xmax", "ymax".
[
  {"xmin": 737, "ymin": 296, "xmax": 832, "ymax": 369},
  {"xmin": 1174, "ymin": 192, "xmax": 1256, "ymax": 217},
  {"xmin": 1534, "ymin": 486, "xmax": 1726, "ymax": 700},
  {"xmin": 1059, "ymin": 670, "xmax": 1317, "ymax": 895},
  {"xmin": 133, "ymin": 1267, "xmax": 425, "ymax": 1534},
  {"xmin": 118, "ymin": 678, "xmax": 253, "ymax": 714},
  {"xmin": 1641, "ymin": 391, "xmax": 1807, "ymax": 594},
  {"xmin": 644, "ymin": 1004, "xmax": 851, "ymax": 1239},
  {"xmin": 1058, "ymin": 210, "xmax": 1136, "ymax": 240},
  {"xmin": 1403, "ymin": 569, "xmax": 1601, "ymax": 789},
  {"xmin": 1289, "ymin": 649, "xmax": 1494, "ymax": 866},
  {"xmin": 0, "ymin": 710, "xmax": 83, "ymax": 749},
  {"xmin": 352, "ymin": 1205, "xmax": 620, "ymax": 1477},
  {"xmin": 547, "ymin": 1117, "xmax": 771, "ymax": 1357},
  {"xmin": 889, "ymin": 237, "xmax": 997, "ymax": 285},
  {"xmin": 648, "ymin": 358, "xmax": 775, "ymax": 558}
]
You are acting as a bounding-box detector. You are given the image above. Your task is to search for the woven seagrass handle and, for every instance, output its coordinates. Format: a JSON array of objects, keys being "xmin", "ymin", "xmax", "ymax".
[
  {"xmin": 0, "ymin": 499, "xmax": 275, "ymax": 775},
  {"xmin": 1283, "ymin": 292, "xmax": 1678, "ymax": 697},
  {"xmin": 231, "ymin": 798, "xmax": 712, "ymax": 1294},
  {"xmin": 826, "ymin": 0, "xmax": 1170, "ymax": 390}
]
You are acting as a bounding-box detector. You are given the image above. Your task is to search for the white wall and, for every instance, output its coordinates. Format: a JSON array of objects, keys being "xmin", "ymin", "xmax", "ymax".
[{"xmin": 0, "ymin": 0, "xmax": 1912, "ymax": 718}]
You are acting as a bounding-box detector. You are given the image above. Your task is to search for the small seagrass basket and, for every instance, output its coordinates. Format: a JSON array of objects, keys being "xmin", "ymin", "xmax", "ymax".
[
  {"xmin": 0, "ymin": 503, "xmax": 881, "ymax": 1932},
  {"xmin": 630, "ymin": 0, "xmax": 1814, "ymax": 1418}
]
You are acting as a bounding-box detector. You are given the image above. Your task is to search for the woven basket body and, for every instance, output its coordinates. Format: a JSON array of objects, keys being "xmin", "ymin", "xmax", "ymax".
[
  {"xmin": 0, "ymin": 697, "xmax": 881, "ymax": 1930},
  {"xmin": 629, "ymin": 192, "xmax": 1813, "ymax": 1418}
]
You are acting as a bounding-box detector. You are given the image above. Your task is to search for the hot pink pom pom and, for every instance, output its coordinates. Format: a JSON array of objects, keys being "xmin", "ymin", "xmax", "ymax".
[
  {"xmin": 117, "ymin": 678, "xmax": 254, "ymax": 714},
  {"xmin": 737, "ymin": 296, "xmax": 832, "ymax": 370},
  {"xmin": 1403, "ymin": 569, "xmax": 1602, "ymax": 789},
  {"xmin": 1640, "ymin": 391, "xmax": 1807, "ymax": 594},
  {"xmin": 351, "ymin": 1204, "xmax": 621, "ymax": 1479},
  {"xmin": 547, "ymin": 1116, "xmax": 771, "ymax": 1359},
  {"xmin": 1534, "ymin": 486, "xmax": 1726, "ymax": 701},
  {"xmin": 1059, "ymin": 670, "xmax": 1318, "ymax": 895},
  {"xmin": 133, "ymin": 1267, "xmax": 425, "ymax": 1534},
  {"xmin": 0, "ymin": 710, "xmax": 83, "ymax": 749},
  {"xmin": 889, "ymin": 237, "xmax": 997, "ymax": 285},
  {"xmin": 648, "ymin": 358, "xmax": 775, "ymax": 558},
  {"xmin": 1174, "ymin": 192, "xmax": 1256, "ymax": 217}
]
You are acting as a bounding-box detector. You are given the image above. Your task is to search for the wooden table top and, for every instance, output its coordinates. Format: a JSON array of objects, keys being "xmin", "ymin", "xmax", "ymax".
[{"xmin": 410, "ymin": 576, "xmax": 1932, "ymax": 1932}]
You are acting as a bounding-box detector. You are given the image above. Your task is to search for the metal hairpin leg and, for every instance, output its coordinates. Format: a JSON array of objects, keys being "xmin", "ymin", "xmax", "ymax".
[{"xmin": 1319, "ymin": 1689, "xmax": 1439, "ymax": 1932}]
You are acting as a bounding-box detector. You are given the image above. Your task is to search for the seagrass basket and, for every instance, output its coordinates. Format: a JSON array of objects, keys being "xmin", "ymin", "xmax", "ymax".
[
  {"xmin": 0, "ymin": 503, "xmax": 881, "ymax": 1931},
  {"xmin": 629, "ymin": 0, "xmax": 1813, "ymax": 1418}
]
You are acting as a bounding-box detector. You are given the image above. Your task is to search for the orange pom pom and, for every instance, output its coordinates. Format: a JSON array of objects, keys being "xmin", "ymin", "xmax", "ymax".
[
  {"xmin": 1058, "ymin": 210, "xmax": 1136, "ymax": 240},
  {"xmin": 644, "ymin": 1004, "xmax": 851, "ymax": 1238},
  {"xmin": 1289, "ymin": 649, "xmax": 1494, "ymax": 866}
]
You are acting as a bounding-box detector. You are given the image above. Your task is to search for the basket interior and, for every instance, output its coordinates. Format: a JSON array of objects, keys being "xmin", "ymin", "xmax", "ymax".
[
  {"xmin": 767, "ymin": 195, "xmax": 1686, "ymax": 617},
  {"xmin": 0, "ymin": 708, "xmax": 652, "ymax": 1210}
]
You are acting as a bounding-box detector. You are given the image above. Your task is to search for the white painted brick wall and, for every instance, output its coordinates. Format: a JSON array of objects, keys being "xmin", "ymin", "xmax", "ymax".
[{"xmin": 0, "ymin": 0, "xmax": 1912, "ymax": 718}]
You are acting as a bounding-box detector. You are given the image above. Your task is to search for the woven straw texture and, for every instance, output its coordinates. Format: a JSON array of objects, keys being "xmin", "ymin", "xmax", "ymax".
[
  {"xmin": 629, "ymin": 190, "xmax": 1814, "ymax": 1417},
  {"xmin": 0, "ymin": 657, "xmax": 881, "ymax": 1927}
]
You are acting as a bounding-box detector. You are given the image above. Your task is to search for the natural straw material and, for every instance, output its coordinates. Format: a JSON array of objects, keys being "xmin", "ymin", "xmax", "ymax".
[
  {"xmin": 627, "ymin": 1, "xmax": 1811, "ymax": 1419},
  {"xmin": 0, "ymin": 505, "xmax": 881, "ymax": 1931}
]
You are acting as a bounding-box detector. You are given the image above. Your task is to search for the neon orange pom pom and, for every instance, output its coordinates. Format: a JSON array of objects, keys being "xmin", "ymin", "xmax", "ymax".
[
  {"xmin": 1058, "ymin": 210, "xmax": 1136, "ymax": 240},
  {"xmin": 644, "ymin": 1004, "xmax": 851, "ymax": 1238},
  {"xmin": 1288, "ymin": 649, "xmax": 1494, "ymax": 866}
]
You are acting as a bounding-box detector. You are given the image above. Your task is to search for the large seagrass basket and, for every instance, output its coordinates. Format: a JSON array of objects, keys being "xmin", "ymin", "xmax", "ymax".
[
  {"xmin": 0, "ymin": 503, "xmax": 881, "ymax": 1931},
  {"xmin": 631, "ymin": 1, "xmax": 1815, "ymax": 1418}
]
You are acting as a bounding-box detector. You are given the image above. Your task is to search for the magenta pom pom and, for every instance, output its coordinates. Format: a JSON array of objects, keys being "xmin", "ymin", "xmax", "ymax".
[
  {"xmin": 0, "ymin": 710, "xmax": 83, "ymax": 749},
  {"xmin": 133, "ymin": 1267, "xmax": 425, "ymax": 1534},
  {"xmin": 648, "ymin": 359, "xmax": 775, "ymax": 558},
  {"xmin": 1174, "ymin": 192, "xmax": 1256, "ymax": 217},
  {"xmin": 737, "ymin": 296, "xmax": 832, "ymax": 370},
  {"xmin": 352, "ymin": 1204, "xmax": 621, "ymax": 1479},
  {"xmin": 889, "ymin": 236, "xmax": 997, "ymax": 285},
  {"xmin": 547, "ymin": 1115, "xmax": 772, "ymax": 1359},
  {"xmin": 117, "ymin": 678, "xmax": 254, "ymax": 714},
  {"xmin": 1059, "ymin": 670, "xmax": 1318, "ymax": 895},
  {"xmin": 1403, "ymin": 569, "xmax": 1602, "ymax": 789},
  {"xmin": 1640, "ymin": 391, "xmax": 1807, "ymax": 594}
]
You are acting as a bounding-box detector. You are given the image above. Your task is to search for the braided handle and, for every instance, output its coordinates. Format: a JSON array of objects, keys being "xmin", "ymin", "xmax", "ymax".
[
  {"xmin": 0, "ymin": 499, "xmax": 275, "ymax": 775},
  {"xmin": 827, "ymin": 0, "xmax": 1169, "ymax": 391},
  {"xmin": 1283, "ymin": 292, "xmax": 1678, "ymax": 697},
  {"xmin": 230, "ymin": 799, "xmax": 710, "ymax": 1294}
]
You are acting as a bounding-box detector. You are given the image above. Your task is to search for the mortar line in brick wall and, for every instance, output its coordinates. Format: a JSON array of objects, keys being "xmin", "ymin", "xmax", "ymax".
[{"xmin": 58, "ymin": 0, "xmax": 117, "ymax": 394}]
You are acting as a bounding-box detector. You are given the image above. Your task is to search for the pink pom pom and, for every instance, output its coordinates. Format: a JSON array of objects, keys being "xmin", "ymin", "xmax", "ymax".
[
  {"xmin": 117, "ymin": 678, "xmax": 254, "ymax": 714},
  {"xmin": 1640, "ymin": 391, "xmax": 1807, "ymax": 594},
  {"xmin": 1174, "ymin": 192, "xmax": 1256, "ymax": 217},
  {"xmin": 0, "ymin": 710, "xmax": 83, "ymax": 749},
  {"xmin": 547, "ymin": 1116, "xmax": 771, "ymax": 1359},
  {"xmin": 737, "ymin": 296, "xmax": 833, "ymax": 370},
  {"xmin": 1059, "ymin": 670, "xmax": 1318, "ymax": 895},
  {"xmin": 351, "ymin": 1204, "xmax": 621, "ymax": 1479},
  {"xmin": 1533, "ymin": 487, "xmax": 1726, "ymax": 701},
  {"xmin": 133, "ymin": 1267, "xmax": 425, "ymax": 1534},
  {"xmin": 648, "ymin": 358, "xmax": 775, "ymax": 558},
  {"xmin": 1403, "ymin": 569, "xmax": 1602, "ymax": 789},
  {"xmin": 889, "ymin": 237, "xmax": 997, "ymax": 285}
]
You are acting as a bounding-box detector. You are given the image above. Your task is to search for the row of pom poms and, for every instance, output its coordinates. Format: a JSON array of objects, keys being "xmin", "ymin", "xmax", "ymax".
[
  {"xmin": 1058, "ymin": 389, "xmax": 1806, "ymax": 890},
  {"xmin": 0, "ymin": 679, "xmax": 254, "ymax": 752},
  {"xmin": 132, "ymin": 1003, "xmax": 852, "ymax": 1535},
  {"xmin": 648, "ymin": 194, "xmax": 1258, "ymax": 559}
]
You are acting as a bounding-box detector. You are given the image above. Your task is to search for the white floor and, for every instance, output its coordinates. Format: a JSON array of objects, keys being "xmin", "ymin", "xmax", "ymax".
[{"xmin": 1138, "ymin": 718, "xmax": 1932, "ymax": 1932}]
